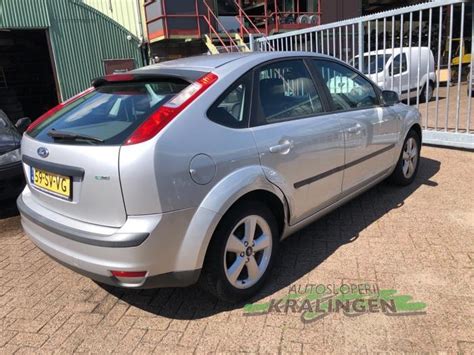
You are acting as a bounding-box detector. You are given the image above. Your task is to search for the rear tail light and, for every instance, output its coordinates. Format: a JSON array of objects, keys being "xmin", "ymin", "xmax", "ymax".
[
  {"xmin": 26, "ymin": 87, "xmax": 95, "ymax": 133},
  {"xmin": 125, "ymin": 72, "xmax": 218, "ymax": 145}
]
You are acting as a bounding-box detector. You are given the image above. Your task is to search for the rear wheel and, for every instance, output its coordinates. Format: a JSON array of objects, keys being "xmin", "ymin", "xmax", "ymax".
[
  {"xmin": 200, "ymin": 201, "xmax": 279, "ymax": 302},
  {"xmin": 388, "ymin": 129, "xmax": 421, "ymax": 186}
]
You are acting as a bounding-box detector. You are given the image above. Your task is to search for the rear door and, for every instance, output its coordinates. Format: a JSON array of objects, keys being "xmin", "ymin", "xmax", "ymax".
[
  {"xmin": 22, "ymin": 78, "xmax": 189, "ymax": 227},
  {"xmin": 250, "ymin": 58, "xmax": 345, "ymax": 224}
]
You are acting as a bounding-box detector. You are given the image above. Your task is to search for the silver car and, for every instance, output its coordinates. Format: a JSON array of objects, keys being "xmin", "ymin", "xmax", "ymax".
[{"xmin": 17, "ymin": 52, "xmax": 421, "ymax": 302}]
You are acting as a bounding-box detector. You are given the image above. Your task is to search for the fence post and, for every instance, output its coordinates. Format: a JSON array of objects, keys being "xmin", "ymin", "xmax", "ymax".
[
  {"xmin": 358, "ymin": 21, "xmax": 364, "ymax": 71},
  {"xmin": 249, "ymin": 34, "xmax": 255, "ymax": 51}
]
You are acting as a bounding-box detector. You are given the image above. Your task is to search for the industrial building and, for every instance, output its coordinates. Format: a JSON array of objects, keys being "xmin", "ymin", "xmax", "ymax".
[{"xmin": 0, "ymin": 0, "xmax": 144, "ymax": 123}]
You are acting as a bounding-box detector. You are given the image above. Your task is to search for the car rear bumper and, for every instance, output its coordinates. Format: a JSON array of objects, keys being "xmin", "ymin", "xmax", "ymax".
[
  {"xmin": 0, "ymin": 161, "xmax": 25, "ymax": 199},
  {"xmin": 17, "ymin": 191, "xmax": 201, "ymax": 288}
]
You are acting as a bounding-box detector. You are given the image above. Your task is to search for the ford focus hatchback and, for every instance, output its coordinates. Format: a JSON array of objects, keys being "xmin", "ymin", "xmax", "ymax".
[{"xmin": 18, "ymin": 52, "xmax": 422, "ymax": 302}]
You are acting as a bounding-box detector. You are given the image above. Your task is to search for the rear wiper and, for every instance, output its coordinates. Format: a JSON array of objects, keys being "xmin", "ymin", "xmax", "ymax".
[{"xmin": 47, "ymin": 129, "xmax": 104, "ymax": 143}]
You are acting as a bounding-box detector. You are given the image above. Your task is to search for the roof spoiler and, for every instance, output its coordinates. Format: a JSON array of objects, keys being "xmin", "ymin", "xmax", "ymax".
[{"xmin": 92, "ymin": 69, "xmax": 208, "ymax": 88}]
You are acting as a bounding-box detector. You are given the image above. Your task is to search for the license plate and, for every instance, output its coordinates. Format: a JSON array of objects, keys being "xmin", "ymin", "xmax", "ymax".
[{"xmin": 31, "ymin": 168, "xmax": 71, "ymax": 200}]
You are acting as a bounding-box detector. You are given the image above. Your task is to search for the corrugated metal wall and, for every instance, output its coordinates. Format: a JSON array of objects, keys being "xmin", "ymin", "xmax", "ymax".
[
  {"xmin": 0, "ymin": 0, "xmax": 50, "ymax": 28},
  {"xmin": 48, "ymin": 0, "xmax": 143, "ymax": 99},
  {"xmin": 81, "ymin": 0, "xmax": 145, "ymax": 38},
  {"xmin": 0, "ymin": 0, "xmax": 143, "ymax": 100}
]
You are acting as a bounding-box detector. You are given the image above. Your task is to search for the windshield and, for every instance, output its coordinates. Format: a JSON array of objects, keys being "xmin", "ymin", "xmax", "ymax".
[
  {"xmin": 28, "ymin": 79, "xmax": 189, "ymax": 145},
  {"xmin": 352, "ymin": 54, "xmax": 391, "ymax": 75}
]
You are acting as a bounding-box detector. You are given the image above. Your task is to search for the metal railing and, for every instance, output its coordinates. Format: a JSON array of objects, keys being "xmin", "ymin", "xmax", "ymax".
[
  {"xmin": 201, "ymin": 0, "xmax": 240, "ymax": 51},
  {"xmin": 235, "ymin": 0, "xmax": 321, "ymax": 36},
  {"xmin": 254, "ymin": 0, "xmax": 473, "ymax": 149},
  {"xmin": 144, "ymin": 0, "xmax": 242, "ymax": 53}
]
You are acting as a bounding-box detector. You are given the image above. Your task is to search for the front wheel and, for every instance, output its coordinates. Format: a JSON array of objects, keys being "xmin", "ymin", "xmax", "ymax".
[
  {"xmin": 199, "ymin": 201, "xmax": 279, "ymax": 302},
  {"xmin": 388, "ymin": 130, "xmax": 421, "ymax": 186}
]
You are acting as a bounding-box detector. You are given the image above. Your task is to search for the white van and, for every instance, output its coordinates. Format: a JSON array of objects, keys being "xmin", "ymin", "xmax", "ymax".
[
  {"xmin": 353, "ymin": 47, "xmax": 436, "ymax": 102},
  {"xmin": 468, "ymin": 65, "xmax": 473, "ymax": 97}
]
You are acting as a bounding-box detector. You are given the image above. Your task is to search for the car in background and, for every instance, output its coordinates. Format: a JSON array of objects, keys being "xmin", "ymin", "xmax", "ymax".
[
  {"xmin": 353, "ymin": 47, "xmax": 436, "ymax": 102},
  {"xmin": 17, "ymin": 52, "xmax": 422, "ymax": 302},
  {"xmin": 0, "ymin": 110, "xmax": 30, "ymax": 200}
]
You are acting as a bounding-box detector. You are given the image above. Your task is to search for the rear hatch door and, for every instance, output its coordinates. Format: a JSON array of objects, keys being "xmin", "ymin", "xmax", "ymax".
[
  {"xmin": 22, "ymin": 77, "xmax": 190, "ymax": 227},
  {"xmin": 21, "ymin": 135, "xmax": 125, "ymax": 227}
]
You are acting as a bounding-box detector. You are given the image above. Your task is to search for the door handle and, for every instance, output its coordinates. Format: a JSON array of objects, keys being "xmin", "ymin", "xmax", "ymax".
[{"xmin": 269, "ymin": 140, "xmax": 292, "ymax": 154}]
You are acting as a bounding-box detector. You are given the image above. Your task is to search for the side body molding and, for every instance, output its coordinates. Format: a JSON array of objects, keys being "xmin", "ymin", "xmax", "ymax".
[{"xmin": 173, "ymin": 165, "xmax": 289, "ymax": 272}]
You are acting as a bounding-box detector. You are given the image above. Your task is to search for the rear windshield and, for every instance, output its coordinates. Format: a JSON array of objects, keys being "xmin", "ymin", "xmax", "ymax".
[{"xmin": 28, "ymin": 79, "xmax": 189, "ymax": 145}]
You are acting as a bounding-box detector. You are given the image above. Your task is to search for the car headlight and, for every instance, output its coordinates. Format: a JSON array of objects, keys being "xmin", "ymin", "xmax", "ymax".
[{"xmin": 0, "ymin": 148, "xmax": 21, "ymax": 165}]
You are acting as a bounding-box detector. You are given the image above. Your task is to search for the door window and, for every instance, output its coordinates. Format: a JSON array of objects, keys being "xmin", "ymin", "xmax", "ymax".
[
  {"xmin": 256, "ymin": 60, "xmax": 323, "ymax": 123},
  {"xmin": 312, "ymin": 60, "xmax": 379, "ymax": 111},
  {"xmin": 390, "ymin": 54, "xmax": 408, "ymax": 75}
]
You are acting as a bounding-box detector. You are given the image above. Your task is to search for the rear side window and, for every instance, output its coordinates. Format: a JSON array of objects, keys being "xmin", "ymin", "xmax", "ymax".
[
  {"xmin": 256, "ymin": 59, "xmax": 324, "ymax": 124},
  {"xmin": 207, "ymin": 75, "xmax": 250, "ymax": 128},
  {"xmin": 28, "ymin": 79, "xmax": 189, "ymax": 145}
]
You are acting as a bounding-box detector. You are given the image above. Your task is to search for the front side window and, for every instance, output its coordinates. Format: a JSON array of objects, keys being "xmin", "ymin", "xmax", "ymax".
[
  {"xmin": 312, "ymin": 60, "xmax": 379, "ymax": 111},
  {"xmin": 390, "ymin": 54, "xmax": 408, "ymax": 75},
  {"xmin": 257, "ymin": 60, "xmax": 324, "ymax": 123},
  {"xmin": 207, "ymin": 77, "xmax": 249, "ymax": 128}
]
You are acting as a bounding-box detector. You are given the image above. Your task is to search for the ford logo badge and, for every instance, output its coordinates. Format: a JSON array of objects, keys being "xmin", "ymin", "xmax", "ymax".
[{"xmin": 37, "ymin": 147, "xmax": 49, "ymax": 158}]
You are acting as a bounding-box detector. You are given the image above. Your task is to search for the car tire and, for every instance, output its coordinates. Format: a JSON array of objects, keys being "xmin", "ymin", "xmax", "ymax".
[
  {"xmin": 419, "ymin": 82, "xmax": 434, "ymax": 103},
  {"xmin": 388, "ymin": 129, "xmax": 421, "ymax": 186},
  {"xmin": 199, "ymin": 201, "xmax": 279, "ymax": 303}
]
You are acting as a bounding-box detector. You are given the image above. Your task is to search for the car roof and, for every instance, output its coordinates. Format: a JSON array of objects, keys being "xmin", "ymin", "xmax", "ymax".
[
  {"xmin": 134, "ymin": 51, "xmax": 333, "ymax": 75},
  {"xmin": 356, "ymin": 47, "xmax": 431, "ymax": 56}
]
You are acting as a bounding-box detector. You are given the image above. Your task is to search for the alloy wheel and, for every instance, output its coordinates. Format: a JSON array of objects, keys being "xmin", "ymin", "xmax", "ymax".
[
  {"xmin": 223, "ymin": 215, "xmax": 272, "ymax": 289},
  {"xmin": 402, "ymin": 137, "xmax": 418, "ymax": 179}
]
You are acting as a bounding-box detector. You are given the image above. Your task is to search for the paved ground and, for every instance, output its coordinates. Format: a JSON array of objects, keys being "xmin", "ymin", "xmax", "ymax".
[{"xmin": 0, "ymin": 146, "xmax": 473, "ymax": 354}]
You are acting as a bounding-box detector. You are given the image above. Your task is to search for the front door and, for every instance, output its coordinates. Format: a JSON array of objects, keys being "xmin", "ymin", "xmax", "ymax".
[
  {"xmin": 386, "ymin": 52, "xmax": 409, "ymax": 101},
  {"xmin": 310, "ymin": 59, "xmax": 401, "ymax": 193},
  {"xmin": 250, "ymin": 58, "xmax": 345, "ymax": 224}
]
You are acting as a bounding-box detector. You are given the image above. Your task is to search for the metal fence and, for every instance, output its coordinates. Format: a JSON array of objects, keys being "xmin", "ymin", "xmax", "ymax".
[{"xmin": 254, "ymin": 0, "xmax": 473, "ymax": 149}]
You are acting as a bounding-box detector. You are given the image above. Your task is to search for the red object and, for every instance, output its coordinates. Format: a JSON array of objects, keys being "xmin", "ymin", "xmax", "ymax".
[
  {"xmin": 111, "ymin": 270, "xmax": 147, "ymax": 278},
  {"xmin": 104, "ymin": 73, "xmax": 135, "ymax": 82},
  {"xmin": 125, "ymin": 72, "xmax": 218, "ymax": 145},
  {"xmin": 26, "ymin": 87, "xmax": 95, "ymax": 133}
]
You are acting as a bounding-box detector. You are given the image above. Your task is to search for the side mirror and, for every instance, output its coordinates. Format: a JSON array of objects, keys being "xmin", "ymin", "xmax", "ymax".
[
  {"xmin": 382, "ymin": 90, "xmax": 399, "ymax": 106},
  {"xmin": 15, "ymin": 117, "xmax": 31, "ymax": 134}
]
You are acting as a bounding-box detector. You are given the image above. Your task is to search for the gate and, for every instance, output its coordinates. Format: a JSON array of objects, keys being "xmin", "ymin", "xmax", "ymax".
[{"xmin": 254, "ymin": 0, "xmax": 473, "ymax": 149}]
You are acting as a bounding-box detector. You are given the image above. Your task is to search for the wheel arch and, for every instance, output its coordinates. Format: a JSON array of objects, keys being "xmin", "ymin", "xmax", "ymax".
[
  {"xmin": 173, "ymin": 166, "xmax": 289, "ymax": 273},
  {"xmin": 409, "ymin": 122, "xmax": 422, "ymax": 144},
  {"xmin": 220, "ymin": 189, "xmax": 287, "ymax": 237}
]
